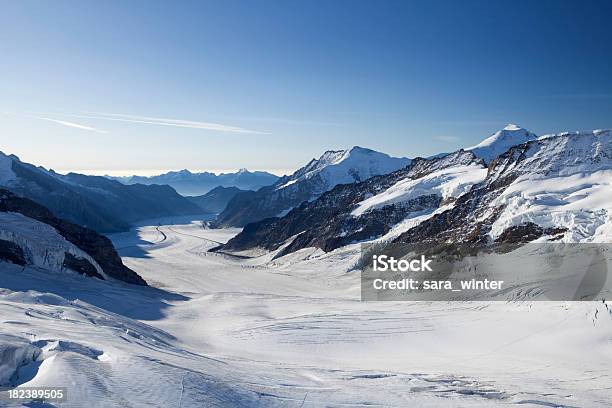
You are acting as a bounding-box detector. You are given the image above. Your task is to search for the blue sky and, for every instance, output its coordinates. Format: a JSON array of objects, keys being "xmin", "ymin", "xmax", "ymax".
[{"xmin": 1, "ymin": 0, "xmax": 611, "ymax": 176}]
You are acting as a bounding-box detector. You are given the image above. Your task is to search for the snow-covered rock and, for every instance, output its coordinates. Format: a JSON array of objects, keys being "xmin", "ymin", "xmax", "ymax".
[
  {"xmin": 222, "ymin": 150, "xmax": 484, "ymax": 255},
  {"xmin": 467, "ymin": 124, "xmax": 537, "ymax": 163},
  {"xmin": 276, "ymin": 146, "xmax": 411, "ymax": 193},
  {"xmin": 0, "ymin": 188, "xmax": 146, "ymax": 285},
  {"xmin": 397, "ymin": 129, "xmax": 612, "ymax": 245},
  {"xmin": 487, "ymin": 129, "xmax": 612, "ymax": 242},
  {"xmin": 0, "ymin": 212, "xmax": 106, "ymax": 278},
  {"xmin": 216, "ymin": 146, "xmax": 410, "ymax": 227},
  {"xmin": 0, "ymin": 151, "xmax": 17, "ymax": 185},
  {"xmin": 352, "ymin": 151, "xmax": 486, "ymax": 217}
]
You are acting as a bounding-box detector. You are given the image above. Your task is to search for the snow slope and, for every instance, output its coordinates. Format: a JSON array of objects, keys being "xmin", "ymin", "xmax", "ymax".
[
  {"xmin": 1, "ymin": 219, "xmax": 611, "ymax": 407},
  {"xmin": 277, "ymin": 146, "xmax": 410, "ymax": 193},
  {"xmin": 0, "ymin": 152, "xmax": 16, "ymax": 185},
  {"xmin": 486, "ymin": 130, "xmax": 612, "ymax": 242},
  {"xmin": 466, "ymin": 124, "xmax": 537, "ymax": 163},
  {"xmin": 216, "ymin": 146, "xmax": 411, "ymax": 227},
  {"xmin": 352, "ymin": 163, "xmax": 486, "ymax": 216},
  {"xmin": 0, "ymin": 212, "xmax": 106, "ymax": 278}
]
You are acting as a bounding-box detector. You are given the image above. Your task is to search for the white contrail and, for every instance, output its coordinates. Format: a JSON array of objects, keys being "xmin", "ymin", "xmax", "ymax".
[
  {"xmin": 66, "ymin": 111, "xmax": 268, "ymax": 134},
  {"xmin": 36, "ymin": 117, "xmax": 107, "ymax": 133}
]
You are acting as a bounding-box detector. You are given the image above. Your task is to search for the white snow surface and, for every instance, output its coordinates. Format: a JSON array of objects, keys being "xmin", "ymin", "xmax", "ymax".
[
  {"xmin": 277, "ymin": 146, "xmax": 410, "ymax": 192},
  {"xmin": 1, "ymin": 219, "xmax": 611, "ymax": 407},
  {"xmin": 0, "ymin": 212, "xmax": 106, "ymax": 278},
  {"xmin": 486, "ymin": 130, "xmax": 612, "ymax": 241},
  {"xmin": 466, "ymin": 124, "xmax": 537, "ymax": 163},
  {"xmin": 490, "ymin": 170, "xmax": 612, "ymax": 242},
  {"xmin": 352, "ymin": 163, "xmax": 487, "ymax": 216}
]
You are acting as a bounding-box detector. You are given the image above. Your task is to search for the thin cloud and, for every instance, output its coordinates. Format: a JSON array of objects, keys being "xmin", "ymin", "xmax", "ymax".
[
  {"xmin": 37, "ymin": 117, "xmax": 107, "ymax": 133},
  {"xmin": 76, "ymin": 111, "xmax": 268, "ymax": 134}
]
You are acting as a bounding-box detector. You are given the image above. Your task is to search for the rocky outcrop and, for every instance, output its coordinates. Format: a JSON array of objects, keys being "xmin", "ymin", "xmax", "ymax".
[
  {"xmin": 0, "ymin": 239, "xmax": 26, "ymax": 266},
  {"xmin": 494, "ymin": 223, "xmax": 568, "ymax": 244},
  {"xmin": 0, "ymin": 188, "xmax": 146, "ymax": 285},
  {"xmin": 62, "ymin": 253, "xmax": 104, "ymax": 279}
]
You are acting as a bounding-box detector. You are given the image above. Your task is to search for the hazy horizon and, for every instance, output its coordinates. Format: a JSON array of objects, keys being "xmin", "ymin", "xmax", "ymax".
[{"xmin": 56, "ymin": 167, "xmax": 288, "ymax": 178}]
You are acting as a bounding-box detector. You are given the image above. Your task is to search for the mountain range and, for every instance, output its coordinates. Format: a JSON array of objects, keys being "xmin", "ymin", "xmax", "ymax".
[
  {"xmin": 111, "ymin": 168, "xmax": 279, "ymax": 196},
  {"xmin": 215, "ymin": 146, "xmax": 411, "ymax": 227},
  {"xmin": 1, "ymin": 123, "xmax": 610, "ymax": 272},
  {"xmin": 221, "ymin": 126, "xmax": 612, "ymax": 255},
  {"xmin": 0, "ymin": 152, "xmax": 202, "ymax": 233}
]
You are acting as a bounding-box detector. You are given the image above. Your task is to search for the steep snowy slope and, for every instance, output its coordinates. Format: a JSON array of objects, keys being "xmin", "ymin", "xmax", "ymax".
[
  {"xmin": 223, "ymin": 128, "xmax": 611, "ymax": 256},
  {"xmin": 466, "ymin": 124, "xmax": 537, "ymax": 163},
  {"xmin": 397, "ymin": 129, "xmax": 612, "ymax": 245},
  {"xmin": 0, "ymin": 151, "xmax": 202, "ymax": 232},
  {"xmin": 0, "ymin": 152, "xmax": 16, "ymax": 184},
  {"xmin": 216, "ymin": 146, "xmax": 410, "ymax": 227},
  {"xmin": 222, "ymin": 150, "xmax": 485, "ymax": 255},
  {"xmin": 113, "ymin": 168, "xmax": 279, "ymax": 196},
  {"xmin": 0, "ymin": 212, "xmax": 107, "ymax": 279},
  {"xmin": 276, "ymin": 146, "xmax": 411, "ymax": 192},
  {"xmin": 0, "ymin": 188, "xmax": 146, "ymax": 284}
]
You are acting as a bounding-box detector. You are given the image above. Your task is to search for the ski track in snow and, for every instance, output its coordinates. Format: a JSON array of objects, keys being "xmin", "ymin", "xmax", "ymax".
[{"xmin": 1, "ymin": 219, "xmax": 611, "ymax": 407}]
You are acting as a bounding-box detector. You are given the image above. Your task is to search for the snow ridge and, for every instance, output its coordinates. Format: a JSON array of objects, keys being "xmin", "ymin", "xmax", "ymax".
[
  {"xmin": 467, "ymin": 124, "xmax": 537, "ymax": 163},
  {"xmin": 277, "ymin": 146, "xmax": 410, "ymax": 192}
]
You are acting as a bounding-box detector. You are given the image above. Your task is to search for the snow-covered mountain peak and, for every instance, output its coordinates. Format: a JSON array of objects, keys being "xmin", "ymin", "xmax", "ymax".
[
  {"xmin": 0, "ymin": 151, "xmax": 17, "ymax": 184},
  {"xmin": 489, "ymin": 129, "xmax": 612, "ymax": 181},
  {"xmin": 217, "ymin": 147, "xmax": 410, "ymax": 227},
  {"xmin": 277, "ymin": 147, "xmax": 410, "ymax": 191},
  {"xmin": 467, "ymin": 124, "xmax": 537, "ymax": 163},
  {"xmin": 503, "ymin": 123, "xmax": 523, "ymax": 131}
]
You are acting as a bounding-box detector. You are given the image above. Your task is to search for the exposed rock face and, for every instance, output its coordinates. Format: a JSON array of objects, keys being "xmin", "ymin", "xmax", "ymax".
[
  {"xmin": 216, "ymin": 147, "xmax": 411, "ymax": 227},
  {"xmin": 494, "ymin": 223, "xmax": 568, "ymax": 244},
  {"xmin": 222, "ymin": 150, "xmax": 484, "ymax": 255},
  {"xmin": 0, "ymin": 188, "xmax": 147, "ymax": 285},
  {"xmin": 62, "ymin": 253, "xmax": 104, "ymax": 279},
  {"xmin": 0, "ymin": 239, "xmax": 26, "ymax": 266}
]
